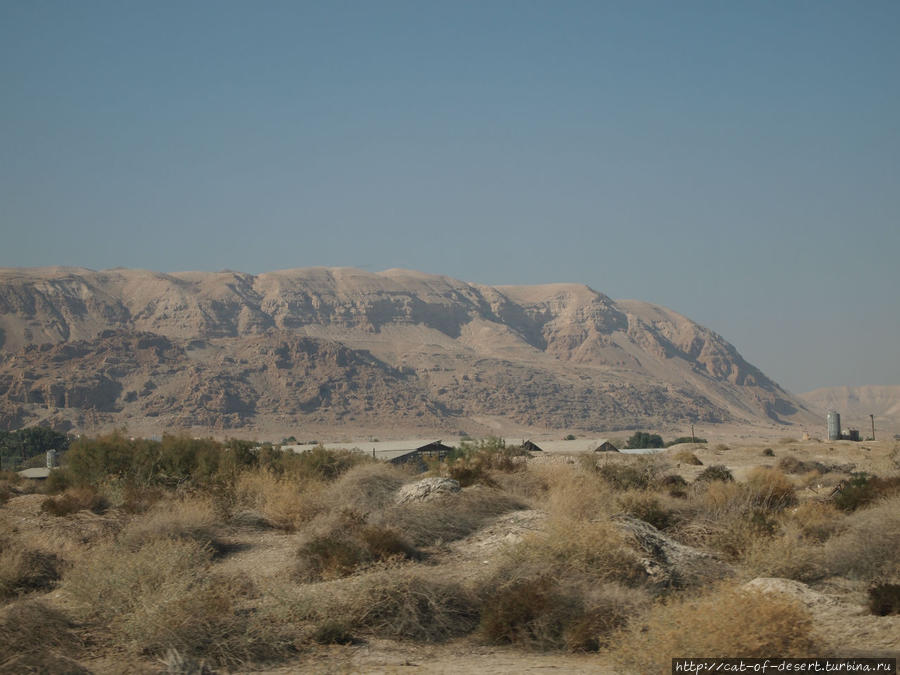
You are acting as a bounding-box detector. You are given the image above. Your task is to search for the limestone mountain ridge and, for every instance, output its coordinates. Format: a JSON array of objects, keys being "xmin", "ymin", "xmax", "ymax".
[{"xmin": 0, "ymin": 266, "xmax": 813, "ymax": 435}]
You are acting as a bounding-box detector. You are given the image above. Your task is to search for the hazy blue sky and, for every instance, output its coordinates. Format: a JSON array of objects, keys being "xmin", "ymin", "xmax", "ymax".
[{"xmin": 1, "ymin": 1, "xmax": 898, "ymax": 394}]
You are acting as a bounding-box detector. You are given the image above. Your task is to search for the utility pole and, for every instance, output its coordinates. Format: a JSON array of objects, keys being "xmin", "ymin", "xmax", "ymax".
[
  {"xmin": 870, "ymin": 414, "xmax": 875, "ymax": 441},
  {"xmin": 690, "ymin": 424, "xmax": 695, "ymax": 445}
]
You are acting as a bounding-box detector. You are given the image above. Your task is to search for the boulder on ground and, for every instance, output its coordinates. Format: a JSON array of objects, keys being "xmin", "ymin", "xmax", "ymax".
[
  {"xmin": 613, "ymin": 514, "xmax": 730, "ymax": 589},
  {"xmin": 395, "ymin": 477, "xmax": 461, "ymax": 504}
]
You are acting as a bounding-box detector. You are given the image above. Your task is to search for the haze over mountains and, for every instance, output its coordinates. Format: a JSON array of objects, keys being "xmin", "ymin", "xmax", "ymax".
[
  {"xmin": 799, "ymin": 386, "xmax": 900, "ymax": 433},
  {"xmin": 0, "ymin": 267, "xmax": 816, "ymax": 436}
]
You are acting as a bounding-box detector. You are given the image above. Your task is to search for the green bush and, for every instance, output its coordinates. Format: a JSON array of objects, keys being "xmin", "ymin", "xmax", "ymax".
[
  {"xmin": 625, "ymin": 432, "xmax": 664, "ymax": 449},
  {"xmin": 833, "ymin": 473, "xmax": 900, "ymax": 512},
  {"xmin": 0, "ymin": 427, "xmax": 69, "ymax": 471}
]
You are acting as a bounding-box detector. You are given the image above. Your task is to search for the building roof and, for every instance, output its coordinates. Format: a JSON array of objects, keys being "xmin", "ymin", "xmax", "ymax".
[
  {"xmin": 507, "ymin": 438, "xmax": 659, "ymax": 455},
  {"xmin": 18, "ymin": 467, "xmax": 52, "ymax": 479},
  {"xmin": 282, "ymin": 439, "xmax": 452, "ymax": 463}
]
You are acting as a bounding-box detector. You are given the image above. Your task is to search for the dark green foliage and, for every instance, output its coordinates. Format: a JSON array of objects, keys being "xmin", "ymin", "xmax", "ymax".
[
  {"xmin": 625, "ymin": 432, "xmax": 664, "ymax": 449},
  {"xmin": 762, "ymin": 448, "xmax": 775, "ymax": 456},
  {"xmin": 833, "ymin": 473, "xmax": 900, "ymax": 512},
  {"xmin": 0, "ymin": 427, "xmax": 69, "ymax": 470},
  {"xmin": 63, "ymin": 432, "xmax": 368, "ymax": 491},
  {"xmin": 696, "ymin": 465, "xmax": 734, "ymax": 483},
  {"xmin": 564, "ymin": 434, "xmax": 576, "ymax": 441},
  {"xmin": 665, "ymin": 437, "xmax": 707, "ymax": 447}
]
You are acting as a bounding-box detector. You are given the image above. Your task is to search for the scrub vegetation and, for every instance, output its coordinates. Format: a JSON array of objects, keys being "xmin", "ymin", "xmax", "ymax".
[{"xmin": 1, "ymin": 431, "xmax": 898, "ymax": 673}]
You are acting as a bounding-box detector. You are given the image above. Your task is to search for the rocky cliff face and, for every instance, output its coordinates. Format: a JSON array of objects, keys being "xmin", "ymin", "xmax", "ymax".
[{"xmin": 0, "ymin": 267, "xmax": 812, "ymax": 434}]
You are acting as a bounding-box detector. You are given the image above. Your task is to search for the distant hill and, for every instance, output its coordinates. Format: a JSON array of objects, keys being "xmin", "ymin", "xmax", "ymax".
[
  {"xmin": 800, "ymin": 386, "xmax": 900, "ymax": 432},
  {"xmin": 0, "ymin": 266, "xmax": 815, "ymax": 435}
]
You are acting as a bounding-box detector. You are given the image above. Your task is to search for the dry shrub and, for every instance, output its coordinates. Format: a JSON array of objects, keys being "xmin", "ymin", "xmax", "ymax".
[
  {"xmin": 492, "ymin": 468, "xmax": 551, "ymax": 504},
  {"xmin": 336, "ymin": 570, "xmax": 479, "ymax": 642},
  {"xmin": 612, "ymin": 584, "xmax": 819, "ymax": 673},
  {"xmin": 376, "ymin": 487, "xmax": 524, "ymax": 546},
  {"xmin": 740, "ymin": 524, "xmax": 824, "ymax": 582},
  {"xmin": 478, "ymin": 575, "xmax": 578, "ymax": 649},
  {"xmin": 498, "ymin": 517, "xmax": 645, "ymax": 586},
  {"xmin": 787, "ymin": 501, "xmax": 845, "ymax": 543},
  {"xmin": 40, "ymin": 487, "xmax": 107, "ymax": 516},
  {"xmin": 118, "ymin": 496, "xmax": 221, "ymax": 551},
  {"xmin": 234, "ymin": 469, "xmax": 325, "ymax": 530},
  {"xmin": 157, "ymin": 649, "xmax": 218, "ymax": 675},
  {"xmin": 683, "ymin": 481, "xmax": 791, "ymax": 559},
  {"xmin": 0, "ymin": 480, "xmax": 16, "ymax": 505},
  {"xmin": 0, "ymin": 599, "xmax": 84, "ymax": 669},
  {"xmin": 745, "ymin": 466, "xmax": 797, "ymax": 510},
  {"xmin": 868, "ymin": 583, "xmax": 900, "ymax": 616},
  {"xmin": 660, "ymin": 474, "xmax": 688, "ymax": 498},
  {"xmin": 445, "ymin": 459, "xmax": 498, "ymax": 487},
  {"xmin": 617, "ymin": 491, "xmax": 679, "ymax": 531},
  {"xmin": 696, "ymin": 464, "xmax": 733, "ymax": 483},
  {"xmin": 594, "ymin": 456, "xmax": 670, "ymax": 492},
  {"xmin": 63, "ymin": 538, "xmax": 259, "ymax": 665},
  {"xmin": 821, "ymin": 495, "xmax": 900, "ymax": 581},
  {"xmin": 563, "ymin": 584, "xmax": 649, "ymax": 652},
  {"xmin": 479, "ymin": 576, "xmax": 645, "ymax": 651},
  {"xmin": 311, "ymin": 621, "xmax": 357, "ymax": 645},
  {"xmin": 536, "ymin": 464, "xmax": 616, "ymax": 520},
  {"xmin": 691, "ymin": 479, "xmax": 746, "ymax": 521},
  {"xmin": 0, "ymin": 540, "xmax": 63, "ymax": 599},
  {"xmin": 296, "ymin": 510, "xmax": 419, "ymax": 581},
  {"xmin": 833, "ymin": 473, "xmax": 900, "ymax": 512},
  {"xmin": 97, "ymin": 478, "xmax": 163, "ymax": 514},
  {"xmin": 323, "ymin": 462, "xmax": 407, "ymax": 513},
  {"xmin": 672, "ymin": 450, "xmax": 703, "ymax": 466},
  {"xmin": 778, "ymin": 455, "xmax": 827, "ymax": 475}
]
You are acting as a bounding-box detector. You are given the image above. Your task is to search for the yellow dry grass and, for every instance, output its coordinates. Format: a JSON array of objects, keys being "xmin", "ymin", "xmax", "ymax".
[{"xmin": 612, "ymin": 583, "xmax": 820, "ymax": 673}]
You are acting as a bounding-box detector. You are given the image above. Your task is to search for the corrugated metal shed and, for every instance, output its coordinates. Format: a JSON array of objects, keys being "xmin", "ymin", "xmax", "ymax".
[
  {"xmin": 507, "ymin": 438, "xmax": 659, "ymax": 455},
  {"xmin": 283, "ymin": 439, "xmax": 454, "ymax": 463}
]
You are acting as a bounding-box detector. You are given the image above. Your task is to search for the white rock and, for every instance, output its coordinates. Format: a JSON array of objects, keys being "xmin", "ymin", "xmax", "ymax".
[{"xmin": 395, "ymin": 477, "xmax": 461, "ymax": 504}]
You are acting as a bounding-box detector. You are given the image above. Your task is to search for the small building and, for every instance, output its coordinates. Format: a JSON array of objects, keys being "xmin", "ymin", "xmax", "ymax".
[
  {"xmin": 386, "ymin": 441, "xmax": 455, "ymax": 468},
  {"xmin": 594, "ymin": 439, "xmax": 620, "ymax": 453},
  {"xmin": 520, "ymin": 440, "xmax": 543, "ymax": 453},
  {"xmin": 843, "ymin": 429, "xmax": 860, "ymax": 442},
  {"xmin": 283, "ymin": 439, "xmax": 455, "ymax": 472}
]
